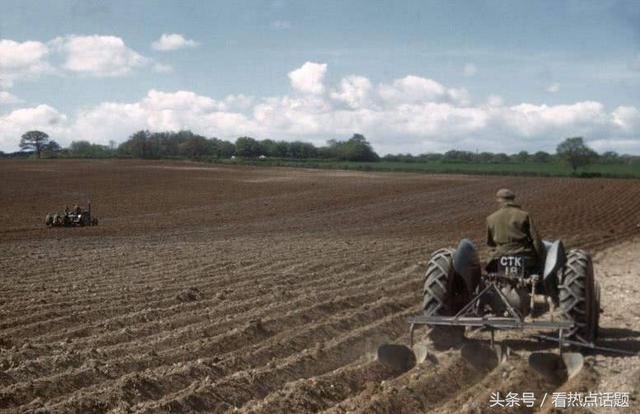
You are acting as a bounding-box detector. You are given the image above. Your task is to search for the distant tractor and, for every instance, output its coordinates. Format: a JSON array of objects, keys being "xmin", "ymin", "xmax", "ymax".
[{"xmin": 46, "ymin": 202, "xmax": 98, "ymax": 227}]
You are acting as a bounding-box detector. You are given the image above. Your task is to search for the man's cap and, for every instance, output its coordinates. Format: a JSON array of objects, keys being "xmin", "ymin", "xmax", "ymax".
[{"xmin": 496, "ymin": 188, "xmax": 515, "ymax": 200}]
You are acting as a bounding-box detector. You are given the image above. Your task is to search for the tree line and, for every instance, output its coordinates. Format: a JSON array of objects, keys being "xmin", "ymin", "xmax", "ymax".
[
  {"xmin": 384, "ymin": 138, "xmax": 640, "ymax": 172},
  {"xmin": 7, "ymin": 130, "xmax": 640, "ymax": 173},
  {"xmin": 9, "ymin": 130, "xmax": 379, "ymax": 162}
]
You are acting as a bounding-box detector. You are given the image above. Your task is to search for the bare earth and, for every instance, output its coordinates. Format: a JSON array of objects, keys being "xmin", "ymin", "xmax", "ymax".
[{"xmin": 0, "ymin": 159, "xmax": 639, "ymax": 413}]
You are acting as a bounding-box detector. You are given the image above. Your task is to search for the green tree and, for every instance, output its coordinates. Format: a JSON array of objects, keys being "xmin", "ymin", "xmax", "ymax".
[
  {"xmin": 19, "ymin": 130, "xmax": 50, "ymax": 158},
  {"xmin": 556, "ymin": 137, "xmax": 597, "ymax": 173},
  {"xmin": 235, "ymin": 137, "xmax": 263, "ymax": 157},
  {"xmin": 443, "ymin": 150, "xmax": 474, "ymax": 163},
  {"xmin": 70, "ymin": 140, "xmax": 112, "ymax": 158},
  {"xmin": 44, "ymin": 140, "xmax": 61, "ymax": 155},
  {"xmin": 70, "ymin": 140, "xmax": 93, "ymax": 154},
  {"xmin": 421, "ymin": 153, "xmax": 444, "ymax": 162},
  {"xmin": 259, "ymin": 139, "xmax": 278, "ymax": 157},
  {"xmin": 178, "ymin": 135, "xmax": 210, "ymax": 159},
  {"xmin": 336, "ymin": 134, "xmax": 379, "ymax": 161},
  {"xmin": 288, "ymin": 141, "xmax": 318, "ymax": 158},
  {"xmin": 600, "ymin": 151, "xmax": 620, "ymax": 164},
  {"xmin": 119, "ymin": 130, "xmax": 151, "ymax": 158},
  {"xmin": 476, "ymin": 152, "xmax": 494, "ymax": 163},
  {"xmin": 532, "ymin": 151, "xmax": 551, "ymax": 163},
  {"xmin": 274, "ymin": 141, "xmax": 290, "ymax": 158},
  {"xmin": 515, "ymin": 150, "xmax": 529, "ymax": 163},
  {"xmin": 492, "ymin": 153, "xmax": 509, "ymax": 163},
  {"xmin": 211, "ymin": 138, "xmax": 236, "ymax": 158}
]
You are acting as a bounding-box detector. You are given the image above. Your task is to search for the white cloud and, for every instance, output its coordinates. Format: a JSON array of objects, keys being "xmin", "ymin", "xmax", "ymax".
[
  {"xmin": 51, "ymin": 35, "xmax": 149, "ymax": 76},
  {"xmin": 0, "ymin": 91, "xmax": 22, "ymax": 105},
  {"xmin": 222, "ymin": 94, "xmax": 255, "ymax": 111},
  {"xmin": 288, "ymin": 62, "xmax": 327, "ymax": 95},
  {"xmin": 0, "ymin": 35, "xmax": 170, "ymax": 82},
  {"xmin": 330, "ymin": 76, "xmax": 372, "ymax": 109},
  {"xmin": 501, "ymin": 101, "xmax": 608, "ymax": 138},
  {"xmin": 0, "ymin": 39, "xmax": 52, "ymax": 86},
  {"xmin": 463, "ymin": 63, "xmax": 477, "ymax": 77},
  {"xmin": 1, "ymin": 104, "xmax": 66, "ymax": 128},
  {"xmin": 611, "ymin": 106, "xmax": 640, "ymax": 132},
  {"xmin": 71, "ymin": 102, "xmax": 147, "ymax": 144},
  {"xmin": 546, "ymin": 83, "xmax": 560, "ymax": 93},
  {"xmin": 1, "ymin": 63, "xmax": 639, "ymax": 154},
  {"xmin": 378, "ymin": 75, "xmax": 470, "ymax": 106},
  {"xmin": 151, "ymin": 33, "xmax": 199, "ymax": 51},
  {"xmin": 0, "ymin": 105, "xmax": 68, "ymax": 149},
  {"xmin": 69, "ymin": 90, "xmax": 256, "ymax": 144},
  {"xmin": 0, "ymin": 40, "xmax": 49, "ymax": 69},
  {"xmin": 144, "ymin": 89, "xmax": 223, "ymax": 112},
  {"xmin": 252, "ymin": 94, "xmax": 330, "ymax": 138}
]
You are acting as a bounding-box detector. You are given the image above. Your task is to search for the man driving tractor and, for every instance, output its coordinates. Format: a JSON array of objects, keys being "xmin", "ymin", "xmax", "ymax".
[{"xmin": 486, "ymin": 188, "xmax": 545, "ymax": 274}]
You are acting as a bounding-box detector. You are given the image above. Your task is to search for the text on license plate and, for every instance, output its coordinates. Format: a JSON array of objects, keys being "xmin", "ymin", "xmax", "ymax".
[{"xmin": 499, "ymin": 256, "xmax": 524, "ymax": 276}]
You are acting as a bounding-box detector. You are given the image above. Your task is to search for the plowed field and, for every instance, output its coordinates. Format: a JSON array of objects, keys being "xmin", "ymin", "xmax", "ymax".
[{"xmin": 1, "ymin": 159, "xmax": 639, "ymax": 413}]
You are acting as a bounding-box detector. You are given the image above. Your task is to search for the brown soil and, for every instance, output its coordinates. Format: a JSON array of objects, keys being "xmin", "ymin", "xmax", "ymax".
[{"xmin": 0, "ymin": 159, "xmax": 639, "ymax": 413}]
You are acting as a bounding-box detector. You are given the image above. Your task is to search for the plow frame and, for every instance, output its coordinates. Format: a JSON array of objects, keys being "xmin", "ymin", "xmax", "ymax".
[
  {"xmin": 410, "ymin": 279, "xmax": 575, "ymax": 353},
  {"xmin": 410, "ymin": 277, "xmax": 636, "ymax": 356}
]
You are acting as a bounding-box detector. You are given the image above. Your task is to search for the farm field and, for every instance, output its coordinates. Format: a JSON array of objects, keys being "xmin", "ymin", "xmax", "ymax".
[
  {"xmin": 213, "ymin": 158, "xmax": 640, "ymax": 179},
  {"xmin": 1, "ymin": 159, "xmax": 639, "ymax": 413}
]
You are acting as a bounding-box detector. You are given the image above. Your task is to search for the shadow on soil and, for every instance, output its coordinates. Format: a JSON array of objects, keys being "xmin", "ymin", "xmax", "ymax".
[{"xmin": 596, "ymin": 326, "xmax": 640, "ymax": 354}]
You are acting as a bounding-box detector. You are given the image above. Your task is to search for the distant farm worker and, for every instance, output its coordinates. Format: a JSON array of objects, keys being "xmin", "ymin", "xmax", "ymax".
[
  {"xmin": 73, "ymin": 204, "xmax": 82, "ymax": 215},
  {"xmin": 486, "ymin": 188, "xmax": 545, "ymax": 273}
]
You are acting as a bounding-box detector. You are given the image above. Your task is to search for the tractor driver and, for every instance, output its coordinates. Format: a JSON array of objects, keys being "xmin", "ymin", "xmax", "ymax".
[
  {"xmin": 486, "ymin": 188, "xmax": 545, "ymax": 274},
  {"xmin": 73, "ymin": 204, "xmax": 82, "ymax": 215}
]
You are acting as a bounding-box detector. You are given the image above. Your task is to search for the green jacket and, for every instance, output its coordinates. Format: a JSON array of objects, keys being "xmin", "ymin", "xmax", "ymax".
[{"xmin": 486, "ymin": 202, "xmax": 545, "ymax": 262}]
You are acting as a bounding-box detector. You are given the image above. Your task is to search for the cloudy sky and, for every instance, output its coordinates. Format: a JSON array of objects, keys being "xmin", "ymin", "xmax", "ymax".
[{"xmin": 1, "ymin": 0, "xmax": 639, "ymax": 155}]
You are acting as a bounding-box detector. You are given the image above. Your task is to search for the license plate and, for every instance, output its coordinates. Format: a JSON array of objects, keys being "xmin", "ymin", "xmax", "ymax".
[{"xmin": 498, "ymin": 256, "xmax": 524, "ymax": 276}]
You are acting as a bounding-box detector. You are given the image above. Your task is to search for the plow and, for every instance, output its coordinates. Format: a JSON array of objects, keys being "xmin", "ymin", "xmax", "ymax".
[{"xmin": 377, "ymin": 239, "xmax": 636, "ymax": 382}]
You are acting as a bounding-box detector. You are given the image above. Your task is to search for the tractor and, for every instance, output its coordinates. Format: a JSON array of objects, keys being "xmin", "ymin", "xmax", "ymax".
[
  {"xmin": 376, "ymin": 239, "xmax": 633, "ymax": 381},
  {"xmin": 46, "ymin": 202, "xmax": 99, "ymax": 227}
]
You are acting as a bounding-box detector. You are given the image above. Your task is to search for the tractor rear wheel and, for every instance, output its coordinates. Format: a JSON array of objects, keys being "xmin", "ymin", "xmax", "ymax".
[
  {"xmin": 559, "ymin": 249, "xmax": 598, "ymax": 343},
  {"xmin": 423, "ymin": 247, "xmax": 466, "ymax": 349}
]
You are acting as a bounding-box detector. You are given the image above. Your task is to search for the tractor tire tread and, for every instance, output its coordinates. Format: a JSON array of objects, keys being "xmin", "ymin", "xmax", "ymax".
[{"xmin": 559, "ymin": 248, "xmax": 596, "ymax": 343}]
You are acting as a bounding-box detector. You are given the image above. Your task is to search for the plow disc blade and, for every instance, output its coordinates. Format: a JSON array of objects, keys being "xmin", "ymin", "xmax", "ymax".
[
  {"xmin": 528, "ymin": 352, "xmax": 583, "ymax": 382},
  {"xmin": 412, "ymin": 344, "xmax": 429, "ymax": 365},
  {"xmin": 376, "ymin": 344, "xmax": 417, "ymax": 371},
  {"xmin": 461, "ymin": 342, "xmax": 509, "ymax": 371}
]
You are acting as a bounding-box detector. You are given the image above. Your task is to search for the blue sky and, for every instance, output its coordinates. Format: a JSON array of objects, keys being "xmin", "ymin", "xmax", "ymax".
[{"xmin": 1, "ymin": 0, "xmax": 639, "ymax": 154}]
